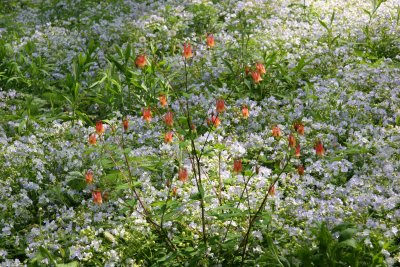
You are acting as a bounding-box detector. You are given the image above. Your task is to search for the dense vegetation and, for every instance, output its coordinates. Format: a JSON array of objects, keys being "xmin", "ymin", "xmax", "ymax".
[{"xmin": 0, "ymin": 0, "xmax": 399, "ymax": 266}]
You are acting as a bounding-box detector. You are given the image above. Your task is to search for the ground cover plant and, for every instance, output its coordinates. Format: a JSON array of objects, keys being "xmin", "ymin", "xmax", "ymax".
[{"xmin": 0, "ymin": 0, "xmax": 400, "ymax": 266}]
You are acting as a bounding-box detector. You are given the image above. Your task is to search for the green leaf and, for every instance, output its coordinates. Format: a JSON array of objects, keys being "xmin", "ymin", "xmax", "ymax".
[
  {"xmin": 338, "ymin": 238, "xmax": 358, "ymax": 249},
  {"xmin": 56, "ymin": 262, "xmax": 79, "ymax": 267}
]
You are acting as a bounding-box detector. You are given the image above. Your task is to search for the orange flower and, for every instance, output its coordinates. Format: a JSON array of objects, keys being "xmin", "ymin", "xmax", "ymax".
[
  {"xmin": 216, "ymin": 98, "xmax": 225, "ymax": 113},
  {"xmin": 89, "ymin": 133, "xmax": 97, "ymax": 145},
  {"xmin": 171, "ymin": 186, "xmax": 178, "ymax": 197},
  {"xmin": 241, "ymin": 105, "xmax": 249, "ymax": 119},
  {"xmin": 206, "ymin": 33, "xmax": 215, "ymax": 48},
  {"xmin": 297, "ymin": 165, "xmax": 305, "ymax": 175},
  {"xmin": 295, "ymin": 144, "xmax": 301, "ymax": 157},
  {"xmin": 135, "ymin": 54, "xmax": 147, "ymax": 68},
  {"xmin": 314, "ymin": 140, "xmax": 325, "ymax": 156},
  {"xmin": 159, "ymin": 94, "xmax": 167, "ymax": 107},
  {"xmin": 183, "ymin": 42, "xmax": 193, "ymax": 59},
  {"xmin": 233, "ymin": 159, "xmax": 243, "ymax": 174},
  {"xmin": 164, "ymin": 131, "xmax": 173, "ymax": 143},
  {"xmin": 96, "ymin": 121, "xmax": 105, "ymax": 135},
  {"xmin": 255, "ymin": 62, "xmax": 266, "ymax": 76},
  {"xmin": 178, "ymin": 168, "xmax": 188, "ymax": 182},
  {"xmin": 251, "ymin": 71, "xmax": 262, "ymax": 83},
  {"xmin": 272, "ymin": 126, "xmax": 282, "ymax": 137},
  {"xmin": 164, "ymin": 111, "xmax": 174, "ymax": 127},
  {"xmin": 294, "ymin": 122, "xmax": 304, "ymax": 135},
  {"xmin": 92, "ymin": 189, "xmax": 102, "ymax": 204},
  {"xmin": 245, "ymin": 66, "xmax": 251, "ymax": 76},
  {"xmin": 123, "ymin": 119, "xmax": 129, "ymax": 132},
  {"xmin": 268, "ymin": 185, "xmax": 275, "ymax": 196},
  {"xmin": 208, "ymin": 115, "xmax": 221, "ymax": 128},
  {"xmin": 288, "ymin": 134, "xmax": 296, "ymax": 148},
  {"xmin": 142, "ymin": 107, "xmax": 152, "ymax": 123},
  {"xmin": 85, "ymin": 169, "xmax": 93, "ymax": 184}
]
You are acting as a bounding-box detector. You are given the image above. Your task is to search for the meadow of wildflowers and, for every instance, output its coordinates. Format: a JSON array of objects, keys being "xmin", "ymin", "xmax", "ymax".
[{"xmin": 0, "ymin": 0, "xmax": 399, "ymax": 266}]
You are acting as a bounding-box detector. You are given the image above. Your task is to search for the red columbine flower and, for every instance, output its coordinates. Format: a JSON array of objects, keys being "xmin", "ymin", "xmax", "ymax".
[
  {"xmin": 135, "ymin": 54, "xmax": 147, "ymax": 68},
  {"xmin": 92, "ymin": 189, "xmax": 103, "ymax": 204},
  {"xmin": 183, "ymin": 42, "xmax": 193, "ymax": 59},
  {"xmin": 85, "ymin": 169, "xmax": 93, "ymax": 184},
  {"xmin": 297, "ymin": 165, "xmax": 305, "ymax": 175},
  {"xmin": 255, "ymin": 62, "xmax": 266, "ymax": 76},
  {"xmin": 164, "ymin": 111, "xmax": 174, "ymax": 127},
  {"xmin": 233, "ymin": 159, "xmax": 243, "ymax": 174},
  {"xmin": 242, "ymin": 105, "xmax": 249, "ymax": 119},
  {"xmin": 96, "ymin": 121, "xmax": 105, "ymax": 135},
  {"xmin": 268, "ymin": 185, "xmax": 275, "ymax": 196},
  {"xmin": 123, "ymin": 119, "xmax": 129, "ymax": 132},
  {"xmin": 142, "ymin": 107, "xmax": 152, "ymax": 123},
  {"xmin": 208, "ymin": 115, "xmax": 221, "ymax": 128},
  {"xmin": 216, "ymin": 98, "xmax": 225, "ymax": 113},
  {"xmin": 89, "ymin": 133, "xmax": 97, "ymax": 145},
  {"xmin": 295, "ymin": 144, "xmax": 301, "ymax": 158},
  {"xmin": 251, "ymin": 71, "xmax": 262, "ymax": 83},
  {"xmin": 164, "ymin": 131, "xmax": 173, "ymax": 143},
  {"xmin": 178, "ymin": 168, "xmax": 188, "ymax": 182},
  {"xmin": 314, "ymin": 140, "xmax": 325, "ymax": 156},
  {"xmin": 272, "ymin": 126, "xmax": 282, "ymax": 137},
  {"xmin": 245, "ymin": 66, "xmax": 251, "ymax": 76},
  {"xmin": 294, "ymin": 122, "xmax": 305, "ymax": 135},
  {"xmin": 206, "ymin": 33, "xmax": 215, "ymax": 48},
  {"xmin": 288, "ymin": 134, "xmax": 296, "ymax": 148},
  {"xmin": 159, "ymin": 94, "xmax": 167, "ymax": 107}
]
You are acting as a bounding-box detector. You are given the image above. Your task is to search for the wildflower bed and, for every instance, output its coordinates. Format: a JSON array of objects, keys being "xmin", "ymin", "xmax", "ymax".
[{"xmin": 0, "ymin": 0, "xmax": 399, "ymax": 266}]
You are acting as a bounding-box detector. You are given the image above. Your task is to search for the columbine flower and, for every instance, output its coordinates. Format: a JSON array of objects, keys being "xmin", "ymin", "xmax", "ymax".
[
  {"xmin": 297, "ymin": 165, "xmax": 305, "ymax": 175},
  {"xmin": 178, "ymin": 168, "xmax": 188, "ymax": 182},
  {"xmin": 208, "ymin": 115, "xmax": 221, "ymax": 128},
  {"xmin": 242, "ymin": 105, "xmax": 249, "ymax": 119},
  {"xmin": 314, "ymin": 140, "xmax": 325, "ymax": 156},
  {"xmin": 85, "ymin": 169, "xmax": 93, "ymax": 184},
  {"xmin": 272, "ymin": 126, "xmax": 282, "ymax": 137},
  {"xmin": 294, "ymin": 122, "xmax": 305, "ymax": 135},
  {"xmin": 159, "ymin": 94, "xmax": 167, "ymax": 107},
  {"xmin": 135, "ymin": 54, "xmax": 147, "ymax": 68},
  {"xmin": 233, "ymin": 159, "xmax": 243, "ymax": 174},
  {"xmin": 96, "ymin": 121, "xmax": 105, "ymax": 135},
  {"xmin": 268, "ymin": 185, "xmax": 275, "ymax": 196},
  {"xmin": 164, "ymin": 131, "xmax": 173, "ymax": 143},
  {"xmin": 164, "ymin": 111, "xmax": 174, "ymax": 127},
  {"xmin": 216, "ymin": 98, "xmax": 225, "ymax": 113},
  {"xmin": 288, "ymin": 134, "xmax": 296, "ymax": 148},
  {"xmin": 92, "ymin": 189, "xmax": 102, "ymax": 204},
  {"xmin": 142, "ymin": 107, "xmax": 152, "ymax": 123},
  {"xmin": 245, "ymin": 66, "xmax": 250, "ymax": 76},
  {"xmin": 183, "ymin": 42, "xmax": 193, "ymax": 59},
  {"xmin": 295, "ymin": 144, "xmax": 301, "ymax": 157},
  {"xmin": 255, "ymin": 62, "xmax": 266, "ymax": 76},
  {"xmin": 171, "ymin": 187, "xmax": 178, "ymax": 197},
  {"xmin": 206, "ymin": 33, "xmax": 215, "ymax": 48},
  {"xmin": 251, "ymin": 71, "xmax": 262, "ymax": 83},
  {"xmin": 89, "ymin": 133, "xmax": 97, "ymax": 145},
  {"xmin": 123, "ymin": 119, "xmax": 129, "ymax": 132}
]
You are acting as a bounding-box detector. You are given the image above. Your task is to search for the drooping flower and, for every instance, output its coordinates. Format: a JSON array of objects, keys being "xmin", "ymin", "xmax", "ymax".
[
  {"xmin": 255, "ymin": 62, "xmax": 266, "ymax": 76},
  {"xmin": 178, "ymin": 168, "xmax": 188, "ymax": 182},
  {"xmin": 208, "ymin": 115, "xmax": 221, "ymax": 128},
  {"xmin": 297, "ymin": 165, "xmax": 305, "ymax": 175},
  {"xmin": 233, "ymin": 159, "xmax": 243, "ymax": 174},
  {"xmin": 216, "ymin": 98, "xmax": 225, "ymax": 113},
  {"xmin": 183, "ymin": 42, "xmax": 193, "ymax": 59},
  {"xmin": 288, "ymin": 134, "xmax": 296, "ymax": 148},
  {"xmin": 206, "ymin": 33, "xmax": 215, "ymax": 48},
  {"xmin": 272, "ymin": 126, "xmax": 282, "ymax": 137},
  {"xmin": 164, "ymin": 111, "xmax": 174, "ymax": 127},
  {"xmin": 295, "ymin": 144, "xmax": 301, "ymax": 157},
  {"xmin": 164, "ymin": 131, "xmax": 173, "ymax": 143},
  {"xmin": 123, "ymin": 119, "xmax": 129, "ymax": 132},
  {"xmin": 245, "ymin": 66, "xmax": 251, "ymax": 76},
  {"xmin": 241, "ymin": 105, "xmax": 249, "ymax": 119},
  {"xmin": 171, "ymin": 186, "xmax": 178, "ymax": 197},
  {"xmin": 268, "ymin": 185, "xmax": 275, "ymax": 196},
  {"xmin": 85, "ymin": 169, "xmax": 93, "ymax": 184},
  {"xmin": 89, "ymin": 133, "xmax": 97, "ymax": 145},
  {"xmin": 135, "ymin": 54, "xmax": 147, "ymax": 68},
  {"xmin": 251, "ymin": 71, "xmax": 262, "ymax": 83},
  {"xmin": 159, "ymin": 94, "xmax": 167, "ymax": 107},
  {"xmin": 142, "ymin": 107, "xmax": 152, "ymax": 123},
  {"xmin": 96, "ymin": 121, "xmax": 105, "ymax": 135},
  {"xmin": 314, "ymin": 140, "xmax": 325, "ymax": 156},
  {"xmin": 294, "ymin": 122, "xmax": 305, "ymax": 135},
  {"xmin": 92, "ymin": 189, "xmax": 102, "ymax": 204},
  {"xmin": 102, "ymin": 191, "xmax": 110, "ymax": 202}
]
